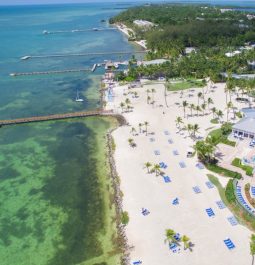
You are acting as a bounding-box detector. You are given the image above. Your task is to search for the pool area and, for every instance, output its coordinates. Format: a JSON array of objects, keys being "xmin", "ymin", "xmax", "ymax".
[{"xmin": 241, "ymin": 108, "xmax": 255, "ymax": 118}]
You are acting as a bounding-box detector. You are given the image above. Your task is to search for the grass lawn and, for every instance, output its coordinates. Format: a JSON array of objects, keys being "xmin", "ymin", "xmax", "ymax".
[
  {"xmin": 208, "ymin": 127, "xmax": 236, "ymax": 147},
  {"xmin": 167, "ymin": 79, "xmax": 204, "ymax": 91},
  {"xmin": 231, "ymin": 158, "xmax": 253, "ymax": 176},
  {"xmin": 205, "ymin": 163, "xmax": 242, "ymax": 179},
  {"xmin": 207, "ymin": 174, "xmax": 255, "ymax": 231}
]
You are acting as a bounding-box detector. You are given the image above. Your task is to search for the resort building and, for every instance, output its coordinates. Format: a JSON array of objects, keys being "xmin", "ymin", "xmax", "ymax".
[
  {"xmin": 233, "ymin": 109, "xmax": 255, "ymax": 138},
  {"xmin": 137, "ymin": 59, "xmax": 168, "ymax": 66},
  {"xmin": 133, "ymin": 20, "xmax": 154, "ymax": 28}
]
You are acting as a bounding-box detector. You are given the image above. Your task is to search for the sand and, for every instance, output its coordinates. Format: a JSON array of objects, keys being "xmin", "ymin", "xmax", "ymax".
[{"xmin": 106, "ymin": 80, "xmax": 252, "ymax": 265}]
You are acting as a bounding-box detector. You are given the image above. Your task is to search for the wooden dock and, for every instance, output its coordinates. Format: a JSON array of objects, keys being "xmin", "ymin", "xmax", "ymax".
[
  {"xmin": 21, "ymin": 51, "xmax": 147, "ymax": 60},
  {"xmin": 0, "ymin": 110, "xmax": 114, "ymax": 126}
]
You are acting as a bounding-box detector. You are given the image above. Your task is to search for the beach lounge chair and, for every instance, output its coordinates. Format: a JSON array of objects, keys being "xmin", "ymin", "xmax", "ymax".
[
  {"xmin": 149, "ymin": 137, "xmax": 155, "ymax": 142},
  {"xmin": 163, "ymin": 176, "xmax": 171, "ymax": 183},
  {"xmin": 172, "ymin": 198, "xmax": 179, "ymax": 205},
  {"xmin": 141, "ymin": 208, "xmax": 150, "ymax": 216},
  {"xmin": 173, "ymin": 149, "xmax": 179, "ymax": 156},
  {"xmin": 179, "ymin": 161, "xmax": 186, "ymax": 168},
  {"xmin": 205, "ymin": 181, "xmax": 214, "ymax": 189},
  {"xmin": 196, "ymin": 162, "xmax": 204, "ymax": 169},
  {"xmin": 168, "ymin": 139, "xmax": 173, "ymax": 144},
  {"xmin": 251, "ymin": 186, "xmax": 255, "ymax": 197},
  {"xmin": 193, "ymin": 186, "xmax": 202, "ymax": 194},
  {"xmin": 174, "ymin": 233, "xmax": 181, "ymax": 241},
  {"xmin": 164, "ymin": 130, "xmax": 170, "ymax": 135},
  {"xmin": 216, "ymin": 200, "xmax": 226, "ymax": 209},
  {"xmin": 169, "ymin": 243, "xmax": 180, "ymax": 253},
  {"xmin": 223, "ymin": 238, "xmax": 235, "ymax": 250},
  {"xmin": 154, "ymin": 150, "xmax": 160, "ymax": 155},
  {"xmin": 133, "ymin": 261, "xmax": 142, "ymax": 265},
  {"xmin": 205, "ymin": 208, "xmax": 215, "ymax": 217},
  {"xmin": 227, "ymin": 216, "xmax": 238, "ymax": 226}
]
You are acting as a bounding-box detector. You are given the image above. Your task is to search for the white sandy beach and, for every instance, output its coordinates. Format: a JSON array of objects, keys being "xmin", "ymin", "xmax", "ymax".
[{"xmin": 106, "ymin": 81, "xmax": 252, "ymax": 265}]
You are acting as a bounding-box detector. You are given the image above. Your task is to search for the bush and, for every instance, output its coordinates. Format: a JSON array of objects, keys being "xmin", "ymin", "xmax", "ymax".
[
  {"xmin": 231, "ymin": 158, "xmax": 253, "ymax": 176},
  {"xmin": 236, "ymin": 111, "xmax": 243, "ymax": 119},
  {"xmin": 121, "ymin": 211, "xmax": 129, "ymax": 225},
  {"xmin": 205, "ymin": 163, "xmax": 242, "ymax": 179},
  {"xmin": 210, "ymin": 118, "xmax": 219, "ymax": 124},
  {"xmin": 225, "ymin": 179, "xmax": 236, "ymax": 203},
  {"xmin": 221, "ymin": 122, "xmax": 232, "ymax": 136}
]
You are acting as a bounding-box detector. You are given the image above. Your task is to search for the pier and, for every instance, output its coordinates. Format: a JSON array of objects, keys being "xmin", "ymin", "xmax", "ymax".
[
  {"xmin": 43, "ymin": 28, "xmax": 117, "ymax": 35},
  {"xmin": 20, "ymin": 51, "xmax": 147, "ymax": 61},
  {"xmin": 0, "ymin": 110, "xmax": 114, "ymax": 126},
  {"xmin": 10, "ymin": 68, "xmax": 92, "ymax": 77}
]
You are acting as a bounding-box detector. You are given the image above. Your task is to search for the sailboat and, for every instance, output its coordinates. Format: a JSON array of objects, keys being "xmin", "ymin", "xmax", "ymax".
[{"xmin": 75, "ymin": 90, "xmax": 84, "ymax": 102}]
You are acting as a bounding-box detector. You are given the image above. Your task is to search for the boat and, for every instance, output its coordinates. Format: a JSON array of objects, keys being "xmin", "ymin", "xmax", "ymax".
[
  {"xmin": 75, "ymin": 90, "xmax": 84, "ymax": 102},
  {"xmin": 21, "ymin": 56, "xmax": 31, "ymax": 60},
  {"xmin": 93, "ymin": 28, "xmax": 99, "ymax": 31},
  {"xmin": 43, "ymin": 30, "xmax": 49, "ymax": 34}
]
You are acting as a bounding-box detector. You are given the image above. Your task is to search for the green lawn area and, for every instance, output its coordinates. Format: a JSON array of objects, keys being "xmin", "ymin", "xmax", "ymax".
[
  {"xmin": 231, "ymin": 158, "xmax": 253, "ymax": 176},
  {"xmin": 208, "ymin": 124, "xmax": 236, "ymax": 147},
  {"xmin": 207, "ymin": 174, "xmax": 255, "ymax": 231},
  {"xmin": 205, "ymin": 163, "xmax": 242, "ymax": 179},
  {"xmin": 167, "ymin": 79, "xmax": 204, "ymax": 91}
]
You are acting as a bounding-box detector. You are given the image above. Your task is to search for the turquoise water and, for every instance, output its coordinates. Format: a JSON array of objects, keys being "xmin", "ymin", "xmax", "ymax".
[{"xmin": 0, "ymin": 3, "xmax": 138, "ymax": 265}]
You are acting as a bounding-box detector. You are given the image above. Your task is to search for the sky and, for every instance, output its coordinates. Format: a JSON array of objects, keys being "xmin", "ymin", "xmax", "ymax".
[{"xmin": 0, "ymin": 0, "xmax": 254, "ymax": 6}]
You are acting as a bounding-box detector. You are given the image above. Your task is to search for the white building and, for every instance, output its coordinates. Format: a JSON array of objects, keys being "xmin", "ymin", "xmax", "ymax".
[
  {"xmin": 133, "ymin": 20, "xmax": 154, "ymax": 28},
  {"xmin": 137, "ymin": 59, "xmax": 168, "ymax": 66},
  {"xmin": 233, "ymin": 118, "xmax": 255, "ymax": 139},
  {"xmin": 225, "ymin": 50, "xmax": 241, "ymax": 57}
]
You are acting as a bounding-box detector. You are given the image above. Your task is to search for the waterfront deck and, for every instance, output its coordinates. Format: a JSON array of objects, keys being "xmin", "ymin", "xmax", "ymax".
[{"xmin": 0, "ymin": 110, "xmax": 115, "ymax": 126}]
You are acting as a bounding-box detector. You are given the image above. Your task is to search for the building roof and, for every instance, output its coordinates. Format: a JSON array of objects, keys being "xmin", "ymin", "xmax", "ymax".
[
  {"xmin": 233, "ymin": 117, "xmax": 255, "ymax": 134},
  {"xmin": 138, "ymin": 59, "xmax": 168, "ymax": 66}
]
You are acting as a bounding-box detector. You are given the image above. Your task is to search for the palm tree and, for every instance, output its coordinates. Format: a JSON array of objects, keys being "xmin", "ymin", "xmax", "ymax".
[
  {"xmin": 128, "ymin": 138, "xmax": 135, "ymax": 147},
  {"xmin": 182, "ymin": 100, "xmax": 188, "ymax": 117},
  {"xmin": 193, "ymin": 124, "xmax": 200, "ymax": 138},
  {"xmin": 211, "ymin": 107, "xmax": 217, "ymax": 118},
  {"xmin": 120, "ymin": 102, "xmax": 125, "ymax": 112},
  {"xmin": 144, "ymin": 162, "xmax": 152, "ymax": 173},
  {"xmin": 250, "ymin": 234, "xmax": 255, "ymax": 265},
  {"xmin": 147, "ymin": 96, "xmax": 151, "ymax": 104},
  {"xmin": 130, "ymin": 127, "xmax": 136, "ymax": 136},
  {"xmin": 226, "ymin": 101, "xmax": 233, "ymax": 122},
  {"xmin": 138, "ymin": 123, "xmax": 143, "ymax": 134},
  {"xmin": 175, "ymin": 116, "xmax": 183, "ymax": 129},
  {"xmin": 164, "ymin": 229, "xmax": 176, "ymax": 244},
  {"xmin": 151, "ymin": 88, "xmax": 156, "ymax": 101},
  {"xmin": 181, "ymin": 235, "xmax": 190, "ymax": 250},
  {"xmin": 146, "ymin": 89, "xmax": 151, "ymax": 103},
  {"xmin": 195, "ymin": 105, "xmax": 201, "ymax": 116},
  {"xmin": 207, "ymin": 98, "xmax": 213, "ymax": 111},
  {"xmin": 144, "ymin": 121, "xmax": 149, "ymax": 136},
  {"xmin": 186, "ymin": 124, "xmax": 193, "ymax": 137},
  {"xmin": 201, "ymin": 103, "xmax": 207, "ymax": 116},
  {"xmin": 217, "ymin": 110, "xmax": 224, "ymax": 122},
  {"xmin": 125, "ymin": 98, "xmax": 131, "ymax": 105},
  {"xmin": 153, "ymin": 164, "xmax": 161, "ymax": 176},
  {"xmin": 189, "ymin": 103, "xmax": 195, "ymax": 117},
  {"xmin": 197, "ymin": 92, "xmax": 203, "ymax": 105}
]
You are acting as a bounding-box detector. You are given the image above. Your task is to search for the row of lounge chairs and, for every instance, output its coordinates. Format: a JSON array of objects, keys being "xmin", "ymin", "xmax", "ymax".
[{"xmin": 236, "ymin": 185, "xmax": 255, "ymax": 214}]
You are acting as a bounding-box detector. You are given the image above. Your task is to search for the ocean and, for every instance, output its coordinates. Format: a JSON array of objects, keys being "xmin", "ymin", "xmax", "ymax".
[{"xmin": 0, "ymin": 1, "xmax": 254, "ymax": 265}]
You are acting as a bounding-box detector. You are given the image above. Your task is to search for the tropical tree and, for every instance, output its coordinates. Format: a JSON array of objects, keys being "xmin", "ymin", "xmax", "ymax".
[
  {"xmin": 217, "ymin": 110, "xmax": 224, "ymax": 122},
  {"xmin": 192, "ymin": 124, "xmax": 200, "ymax": 138},
  {"xmin": 164, "ymin": 229, "xmax": 176, "ymax": 244},
  {"xmin": 197, "ymin": 92, "xmax": 203, "ymax": 105},
  {"xmin": 186, "ymin": 124, "xmax": 193, "ymax": 137},
  {"xmin": 128, "ymin": 138, "xmax": 135, "ymax": 147},
  {"xmin": 194, "ymin": 139, "xmax": 215, "ymax": 163},
  {"xmin": 207, "ymin": 97, "xmax": 214, "ymax": 111},
  {"xmin": 146, "ymin": 89, "xmax": 151, "ymax": 103},
  {"xmin": 130, "ymin": 127, "xmax": 136, "ymax": 136},
  {"xmin": 201, "ymin": 103, "xmax": 207, "ymax": 116},
  {"xmin": 144, "ymin": 162, "xmax": 152, "ymax": 173},
  {"xmin": 211, "ymin": 107, "xmax": 217, "ymax": 118},
  {"xmin": 153, "ymin": 164, "xmax": 161, "ymax": 176},
  {"xmin": 144, "ymin": 121, "xmax": 149, "ymax": 136},
  {"xmin": 175, "ymin": 116, "xmax": 183, "ymax": 129},
  {"xmin": 125, "ymin": 98, "xmax": 131, "ymax": 105},
  {"xmin": 147, "ymin": 96, "xmax": 151, "ymax": 104},
  {"xmin": 250, "ymin": 234, "xmax": 255, "ymax": 265},
  {"xmin": 189, "ymin": 103, "xmax": 195, "ymax": 117},
  {"xmin": 151, "ymin": 88, "xmax": 156, "ymax": 101},
  {"xmin": 182, "ymin": 100, "xmax": 188, "ymax": 117},
  {"xmin": 181, "ymin": 235, "xmax": 191, "ymax": 250},
  {"xmin": 226, "ymin": 101, "xmax": 233, "ymax": 122},
  {"xmin": 195, "ymin": 105, "xmax": 201, "ymax": 116}
]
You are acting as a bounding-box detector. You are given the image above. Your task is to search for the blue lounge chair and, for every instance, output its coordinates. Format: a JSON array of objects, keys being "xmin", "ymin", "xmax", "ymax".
[
  {"xmin": 164, "ymin": 130, "xmax": 170, "ymax": 135},
  {"xmin": 174, "ymin": 233, "xmax": 181, "ymax": 241},
  {"xmin": 216, "ymin": 200, "xmax": 226, "ymax": 209},
  {"xmin": 196, "ymin": 162, "xmax": 204, "ymax": 169},
  {"xmin": 179, "ymin": 161, "xmax": 186, "ymax": 168},
  {"xmin": 154, "ymin": 150, "xmax": 160, "ymax": 155},
  {"xmin": 163, "ymin": 176, "xmax": 171, "ymax": 183},
  {"xmin": 205, "ymin": 208, "xmax": 215, "ymax": 217},
  {"xmin": 227, "ymin": 216, "xmax": 238, "ymax": 226},
  {"xmin": 168, "ymin": 139, "xmax": 173, "ymax": 144},
  {"xmin": 173, "ymin": 149, "xmax": 179, "ymax": 156},
  {"xmin": 149, "ymin": 137, "xmax": 155, "ymax": 142},
  {"xmin": 141, "ymin": 208, "xmax": 150, "ymax": 216},
  {"xmin": 205, "ymin": 181, "xmax": 214, "ymax": 189},
  {"xmin": 251, "ymin": 186, "xmax": 255, "ymax": 197},
  {"xmin": 172, "ymin": 198, "xmax": 179, "ymax": 205},
  {"xmin": 169, "ymin": 243, "xmax": 180, "ymax": 253},
  {"xmin": 224, "ymin": 238, "xmax": 235, "ymax": 250},
  {"xmin": 133, "ymin": 261, "xmax": 142, "ymax": 265},
  {"xmin": 193, "ymin": 186, "xmax": 202, "ymax": 194}
]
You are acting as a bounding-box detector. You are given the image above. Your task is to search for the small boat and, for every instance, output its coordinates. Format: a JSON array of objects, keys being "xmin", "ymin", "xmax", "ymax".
[
  {"xmin": 75, "ymin": 90, "xmax": 84, "ymax": 102},
  {"xmin": 21, "ymin": 56, "xmax": 31, "ymax": 60},
  {"xmin": 43, "ymin": 30, "xmax": 49, "ymax": 34},
  {"xmin": 93, "ymin": 28, "xmax": 99, "ymax": 31}
]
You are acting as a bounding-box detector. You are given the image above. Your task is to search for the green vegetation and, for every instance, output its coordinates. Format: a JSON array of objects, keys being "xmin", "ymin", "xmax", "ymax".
[
  {"xmin": 205, "ymin": 163, "xmax": 242, "ymax": 179},
  {"xmin": 167, "ymin": 79, "xmax": 204, "ymax": 91},
  {"xmin": 232, "ymin": 158, "xmax": 253, "ymax": 176},
  {"xmin": 208, "ymin": 174, "xmax": 255, "ymax": 232},
  {"xmin": 121, "ymin": 211, "xmax": 129, "ymax": 225},
  {"xmin": 210, "ymin": 118, "xmax": 219, "ymax": 124},
  {"xmin": 208, "ymin": 123, "xmax": 236, "ymax": 147}
]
